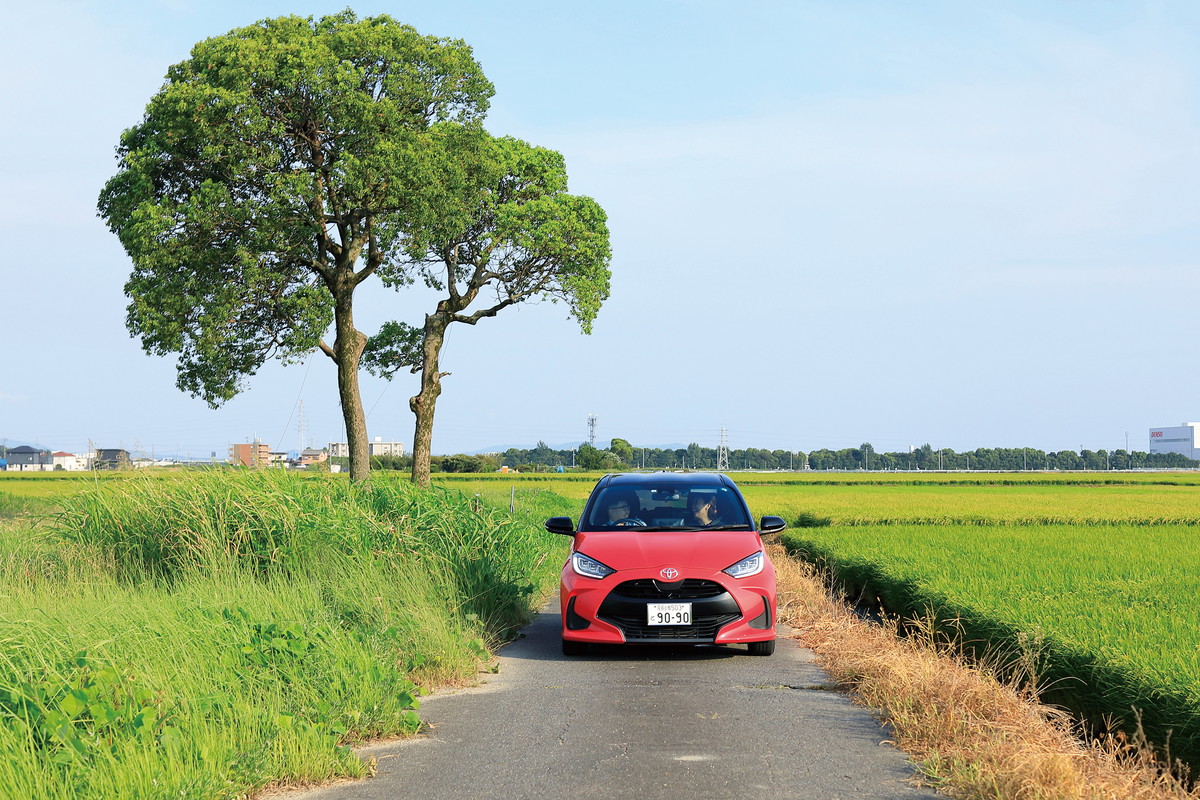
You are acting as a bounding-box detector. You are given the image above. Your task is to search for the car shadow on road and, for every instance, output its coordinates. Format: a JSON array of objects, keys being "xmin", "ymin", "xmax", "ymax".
[{"xmin": 499, "ymin": 605, "xmax": 747, "ymax": 663}]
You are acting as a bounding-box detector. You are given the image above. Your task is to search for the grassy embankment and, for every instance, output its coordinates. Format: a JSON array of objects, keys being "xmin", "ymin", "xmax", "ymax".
[
  {"xmin": 0, "ymin": 471, "xmax": 575, "ymax": 800},
  {"xmin": 761, "ymin": 475, "xmax": 1200, "ymax": 777}
]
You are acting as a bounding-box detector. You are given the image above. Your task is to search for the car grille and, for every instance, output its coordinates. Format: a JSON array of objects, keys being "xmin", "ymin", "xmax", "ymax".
[
  {"xmin": 611, "ymin": 579, "xmax": 726, "ymax": 599},
  {"xmin": 597, "ymin": 580, "xmax": 742, "ymax": 642},
  {"xmin": 602, "ymin": 612, "xmax": 741, "ymax": 641}
]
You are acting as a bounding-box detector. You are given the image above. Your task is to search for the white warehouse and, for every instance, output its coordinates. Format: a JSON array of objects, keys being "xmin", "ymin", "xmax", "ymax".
[{"xmin": 1149, "ymin": 422, "xmax": 1200, "ymax": 461}]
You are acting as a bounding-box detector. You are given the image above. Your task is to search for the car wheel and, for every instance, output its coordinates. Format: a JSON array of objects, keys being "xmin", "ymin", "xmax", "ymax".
[
  {"xmin": 747, "ymin": 639, "xmax": 775, "ymax": 656},
  {"xmin": 562, "ymin": 638, "xmax": 588, "ymax": 656}
]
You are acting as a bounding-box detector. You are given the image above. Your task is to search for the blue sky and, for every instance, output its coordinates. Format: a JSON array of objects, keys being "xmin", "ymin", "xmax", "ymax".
[{"xmin": 2, "ymin": 1, "xmax": 1198, "ymax": 458}]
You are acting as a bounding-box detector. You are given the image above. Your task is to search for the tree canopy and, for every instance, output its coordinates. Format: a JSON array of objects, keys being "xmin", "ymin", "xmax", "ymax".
[
  {"xmin": 362, "ymin": 134, "xmax": 611, "ymax": 485},
  {"xmin": 100, "ymin": 11, "xmax": 600, "ymax": 482}
]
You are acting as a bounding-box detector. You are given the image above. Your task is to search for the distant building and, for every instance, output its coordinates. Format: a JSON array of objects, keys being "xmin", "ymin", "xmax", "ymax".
[
  {"xmin": 229, "ymin": 440, "xmax": 271, "ymax": 468},
  {"xmin": 52, "ymin": 452, "xmax": 88, "ymax": 471},
  {"xmin": 328, "ymin": 437, "xmax": 405, "ymax": 458},
  {"xmin": 5, "ymin": 445, "xmax": 51, "ymax": 471},
  {"xmin": 94, "ymin": 449, "xmax": 132, "ymax": 470},
  {"xmin": 1149, "ymin": 423, "xmax": 1200, "ymax": 461},
  {"xmin": 299, "ymin": 448, "xmax": 328, "ymax": 468},
  {"xmin": 268, "ymin": 451, "xmax": 290, "ymax": 468}
]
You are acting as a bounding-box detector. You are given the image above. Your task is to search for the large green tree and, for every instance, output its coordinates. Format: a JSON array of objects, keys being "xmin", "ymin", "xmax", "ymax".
[
  {"xmin": 362, "ymin": 135, "xmax": 611, "ymax": 485},
  {"xmin": 97, "ymin": 11, "xmax": 494, "ymax": 481}
]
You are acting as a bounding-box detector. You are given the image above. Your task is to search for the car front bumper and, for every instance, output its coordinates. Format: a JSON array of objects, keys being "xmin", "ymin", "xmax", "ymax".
[{"xmin": 560, "ymin": 563, "xmax": 776, "ymax": 645}]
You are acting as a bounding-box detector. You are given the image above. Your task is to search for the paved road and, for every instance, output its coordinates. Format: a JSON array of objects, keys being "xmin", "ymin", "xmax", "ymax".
[{"xmin": 291, "ymin": 601, "xmax": 940, "ymax": 800}]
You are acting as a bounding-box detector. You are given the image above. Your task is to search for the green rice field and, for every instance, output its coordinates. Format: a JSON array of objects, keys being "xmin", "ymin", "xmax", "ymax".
[{"xmin": 767, "ymin": 474, "xmax": 1200, "ymax": 771}]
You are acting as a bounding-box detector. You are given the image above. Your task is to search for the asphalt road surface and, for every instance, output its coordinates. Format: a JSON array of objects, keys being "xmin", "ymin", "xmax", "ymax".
[{"xmin": 290, "ymin": 601, "xmax": 941, "ymax": 800}]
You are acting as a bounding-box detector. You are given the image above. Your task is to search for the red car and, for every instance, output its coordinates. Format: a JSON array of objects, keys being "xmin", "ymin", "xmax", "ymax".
[{"xmin": 545, "ymin": 472, "xmax": 786, "ymax": 656}]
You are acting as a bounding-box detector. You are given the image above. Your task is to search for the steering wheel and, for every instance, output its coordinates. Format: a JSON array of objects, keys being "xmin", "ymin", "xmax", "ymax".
[{"xmin": 612, "ymin": 518, "xmax": 647, "ymax": 527}]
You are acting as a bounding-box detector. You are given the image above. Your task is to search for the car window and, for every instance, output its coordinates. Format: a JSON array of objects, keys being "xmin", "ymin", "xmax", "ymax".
[{"xmin": 585, "ymin": 484, "xmax": 748, "ymax": 529}]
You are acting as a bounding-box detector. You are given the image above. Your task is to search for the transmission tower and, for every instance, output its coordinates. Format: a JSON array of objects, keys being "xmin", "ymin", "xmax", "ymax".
[
  {"xmin": 587, "ymin": 413, "xmax": 598, "ymax": 447},
  {"xmin": 296, "ymin": 400, "xmax": 308, "ymax": 454},
  {"xmin": 717, "ymin": 426, "xmax": 730, "ymax": 472}
]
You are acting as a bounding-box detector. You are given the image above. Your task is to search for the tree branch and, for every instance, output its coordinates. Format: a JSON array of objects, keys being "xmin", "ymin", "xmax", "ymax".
[
  {"xmin": 352, "ymin": 216, "xmax": 382, "ymax": 287},
  {"xmin": 450, "ymin": 297, "xmax": 517, "ymax": 325}
]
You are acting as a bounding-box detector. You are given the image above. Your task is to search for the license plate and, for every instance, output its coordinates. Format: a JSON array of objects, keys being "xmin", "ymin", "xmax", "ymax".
[{"xmin": 647, "ymin": 602, "xmax": 692, "ymax": 626}]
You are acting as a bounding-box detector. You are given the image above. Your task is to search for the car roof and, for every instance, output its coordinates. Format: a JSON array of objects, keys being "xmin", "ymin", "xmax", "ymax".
[{"xmin": 599, "ymin": 472, "xmax": 736, "ymax": 489}]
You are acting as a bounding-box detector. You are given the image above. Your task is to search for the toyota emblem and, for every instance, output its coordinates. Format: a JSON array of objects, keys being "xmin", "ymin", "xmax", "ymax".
[{"xmin": 659, "ymin": 567, "xmax": 680, "ymax": 580}]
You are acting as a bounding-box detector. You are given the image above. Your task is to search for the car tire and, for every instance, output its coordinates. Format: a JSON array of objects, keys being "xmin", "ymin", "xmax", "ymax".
[
  {"xmin": 562, "ymin": 638, "xmax": 588, "ymax": 656},
  {"xmin": 747, "ymin": 638, "xmax": 775, "ymax": 656}
]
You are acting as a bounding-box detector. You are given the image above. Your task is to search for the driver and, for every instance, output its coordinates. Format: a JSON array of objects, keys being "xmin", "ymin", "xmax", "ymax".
[{"xmin": 604, "ymin": 491, "xmax": 642, "ymax": 526}]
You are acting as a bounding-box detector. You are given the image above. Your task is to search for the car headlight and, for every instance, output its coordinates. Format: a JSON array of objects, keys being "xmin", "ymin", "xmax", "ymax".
[
  {"xmin": 571, "ymin": 552, "xmax": 616, "ymax": 580},
  {"xmin": 723, "ymin": 551, "xmax": 764, "ymax": 579}
]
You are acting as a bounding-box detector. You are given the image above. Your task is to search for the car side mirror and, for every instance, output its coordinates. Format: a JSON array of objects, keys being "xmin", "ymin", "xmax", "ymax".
[
  {"xmin": 544, "ymin": 516, "xmax": 576, "ymax": 536},
  {"xmin": 759, "ymin": 515, "xmax": 787, "ymax": 535}
]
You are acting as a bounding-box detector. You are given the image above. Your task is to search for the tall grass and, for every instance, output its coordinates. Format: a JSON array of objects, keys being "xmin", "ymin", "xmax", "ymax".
[{"xmin": 0, "ymin": 471, "xmax": 570, "ymax": 799}]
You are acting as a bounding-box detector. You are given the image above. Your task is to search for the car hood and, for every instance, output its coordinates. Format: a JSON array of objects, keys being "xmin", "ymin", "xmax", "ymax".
[{"xmin": 574, "ymin": 530, "xmax": 762, "ymax": 571}]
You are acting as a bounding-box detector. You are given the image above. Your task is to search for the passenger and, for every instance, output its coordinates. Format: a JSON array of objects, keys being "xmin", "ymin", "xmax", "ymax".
[{"xmin": 685, "ymin": 491, "xmax": 722, "ymax": 527}]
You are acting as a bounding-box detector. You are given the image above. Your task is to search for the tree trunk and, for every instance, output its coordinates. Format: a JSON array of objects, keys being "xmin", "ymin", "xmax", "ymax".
[
  {"xmin": 333, "ymin": 284, "xmax": 370, "ymax": 482},
  {"xmin": 409, "ymin": 309, "xmax": 450, "ymax": 487}
]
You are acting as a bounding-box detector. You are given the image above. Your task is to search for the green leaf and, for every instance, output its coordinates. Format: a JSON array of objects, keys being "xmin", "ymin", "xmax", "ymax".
[{"xmin": 59, "ymin": 692, "xmax": 87, "ymax": 720}]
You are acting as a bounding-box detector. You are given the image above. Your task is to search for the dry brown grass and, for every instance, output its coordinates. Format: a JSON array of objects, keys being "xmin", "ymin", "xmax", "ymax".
[{"xmin": 769, "ymin": 542, "xmax": 1198, "ymax": 800}]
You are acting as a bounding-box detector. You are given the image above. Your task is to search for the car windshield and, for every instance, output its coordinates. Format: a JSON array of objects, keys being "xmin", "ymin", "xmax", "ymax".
[{"xmin": 585, "ymin": 483, "xmax": 750, "ymax": 530}]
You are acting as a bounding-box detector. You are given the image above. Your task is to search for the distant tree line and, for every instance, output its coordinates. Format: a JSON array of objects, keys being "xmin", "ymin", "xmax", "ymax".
[
  {"xmin": 492, "ymin": 439, "xmax": 1197, "ymax": 472},
  {"xmin": 334, "ymin": 439, "xmax": 1197, "ymax": 474},
  {"xmin": 334, "ymin": 453, "xmax": 502, "ymax": 474}
]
